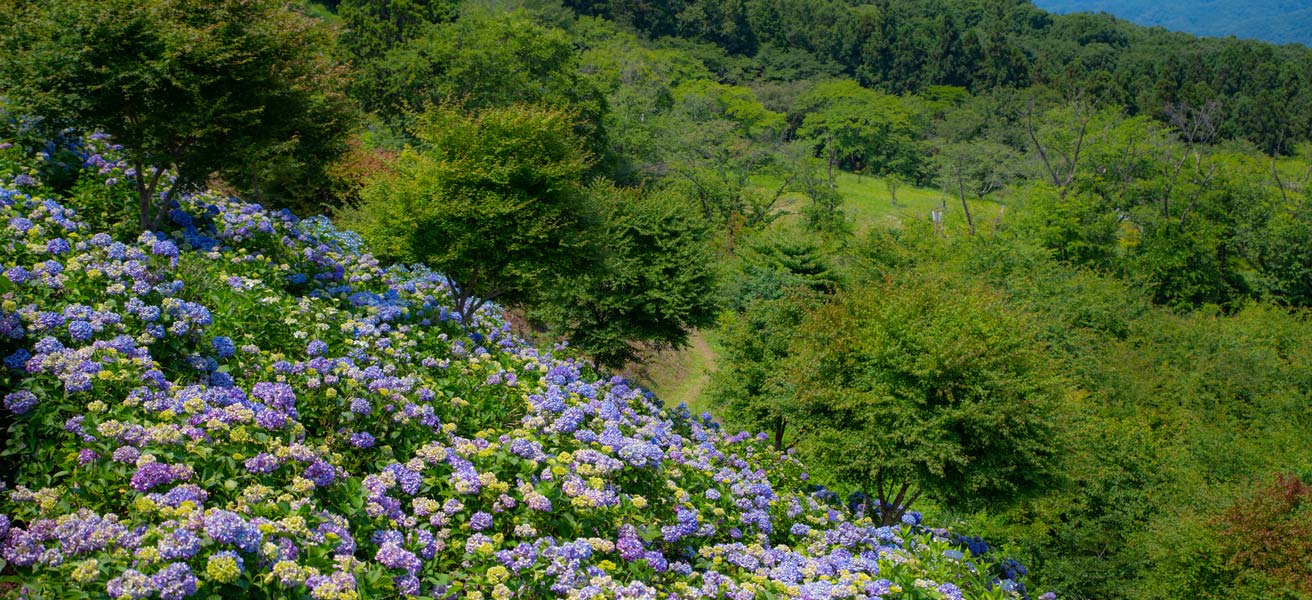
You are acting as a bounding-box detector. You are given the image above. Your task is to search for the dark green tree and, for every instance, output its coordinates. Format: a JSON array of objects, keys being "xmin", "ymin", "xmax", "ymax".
[
  {"xmin": 539, "ymin": 183, "xmax": 719, "ymax": 368},
  {"xmin": 706, "ymin": 289, "xmax": 822, "ymax": 451},
  {"xmin": 342, "ymin": 103, "xmax": 596, "ymax": 324},
  {"xmin": 339, "ymin": 0, "xmax": 455, "ymax": 61},
  {"xmin": 794, "ymin": 80, "xmax": 921, "ymax": 188},
  {"xmin": 364, "ymin": 11, "xmax": 607, "ymax": 148},
  {"xmin": 0, "ymin": 0, "xmax": 355, "ymax": 229},
  {"xmin": 720, "ymin": 226, "xmax": 840, "ymax": 311}
]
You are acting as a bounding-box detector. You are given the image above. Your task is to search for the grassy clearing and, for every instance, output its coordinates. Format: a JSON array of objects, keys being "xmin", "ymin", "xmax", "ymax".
[
  {"xmin": 759, "ymin": 170, "xmax": 1006, "ymax": 236},
  {"xmin": 634, "ymin": 329, "xmax": 721, "ymax": 416}
]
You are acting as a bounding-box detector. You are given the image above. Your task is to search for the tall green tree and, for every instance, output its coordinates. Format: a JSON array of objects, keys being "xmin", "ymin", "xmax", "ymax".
[
  {"xmin": 794, "ymin": 80, "xmax": 921, "ymax": 188},
  {"xmin": 338, "ymin": 0, "xmax": 457, "ymax": 120},
  {"xmin": 538, "ymin": 183, "xmax": 719, "ymax": 368},
  {"xmin": 342, "ymin": 103, "xmax": 596, "ymax": 324},
  {"xmin": 363, "ymin": 11, "xmax": 607, "ymax": 148},
  {"xmin": 0, "ymin": 0, "xmax": 354, "ymax": 229},
  {"xmin": 707, "ymin": 289, "xmax": 822, "ymax": 451},
  {"xmin": 339, "ymin": 0, "xmax": 455, "ymax": 61}
]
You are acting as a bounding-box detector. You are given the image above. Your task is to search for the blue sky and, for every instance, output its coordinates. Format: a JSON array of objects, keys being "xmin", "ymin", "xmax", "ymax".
[{"xmin": 1031, "ymin": 0, "xmax": 1312, "ymax": 46}]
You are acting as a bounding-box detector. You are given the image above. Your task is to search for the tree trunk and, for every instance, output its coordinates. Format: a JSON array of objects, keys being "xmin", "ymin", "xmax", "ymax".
[
  {"xmin": 135, "ymin": 167, "xmax": 151, "ymax": 232},
  {"xmin": 251, "ymin": 170, "xmax": 265, "ymax": 204},
  {"xmin": 957, "ymin": 168, "xmax": 975, "ymax": 235}
]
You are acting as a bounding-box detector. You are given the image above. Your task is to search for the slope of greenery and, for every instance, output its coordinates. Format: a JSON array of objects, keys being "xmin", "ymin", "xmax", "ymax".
[
  {"xmin": 1033, "ymin": 0, "xmax": 1312, "ymax": 46},
  {"xmin": 0, "ymin": 132, "xmax": 1041, "ymax": 599},
  {"xmin": 5, "ymin": 1, "xmax": 1312, "ymax": 599}
]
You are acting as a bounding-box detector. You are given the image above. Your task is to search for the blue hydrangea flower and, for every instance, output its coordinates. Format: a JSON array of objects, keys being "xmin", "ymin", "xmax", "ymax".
[{"xmin": 211, "ymin": 336, "xmax": 236, "ymax": 359}]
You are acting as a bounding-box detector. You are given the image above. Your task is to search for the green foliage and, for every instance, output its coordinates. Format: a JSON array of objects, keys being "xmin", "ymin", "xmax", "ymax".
[
  {"xmin": 342, "ymin": 103, "xmax": 596, "ymax": 322},
  {"xmin": 1215, "ymin": 473, "xmax": 1312, "ymax": 597},
  {"xmin": 1013, "ymin": 185, "xmax": 1124, "ymax": 269},
  {"xmin": 355, "ymin": 10, "xmax": 607, "ymax": 149},
  {"xmin": 719, "ymin": 226, "xmax": 840, "ymax": 311},
  {"xmin": 794, "ymin": 80, "xmax": 922, "ymax": 185},
  {"xmin": 537, "ymin": 183, "xmax": 719, "ymax": 368},
  {"xmin": 659, "ymin": 82, "xmax": 789, "ymax": 232},
  {"xmin": 782, "ymin": 276, "xmax": 1064, "ymax": 525},
  {"xmin": 570, "ymin": 0, "xmax": 1312, "ymax": 152},
  {"xmin": 705, "ymin": 290, "xmax": 820, "ymax": 451},
  {"xmin": 836, "ymin": 223, "xmax": 1312, "ymax": 599},
  {"xmin": 674, "ymin": 79, "xmax": 785, "ymax": 139},
  {"xmin": 0, "ymin": 0, "xmax": 354, "ymax": 226},
  {"xmin": 992, "ymin": 300, "xmax": 1312, "ymax": 600},
  {"xmin": 338, "ymin": 0, "xmax": 456, "ymax": 60}
]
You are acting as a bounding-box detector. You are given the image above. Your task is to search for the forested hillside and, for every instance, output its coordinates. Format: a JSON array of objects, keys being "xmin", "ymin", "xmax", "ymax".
[
  {"xmin": 1, "ymin": 0, "xmax": 1311, "ymax": 599},
  {"xmin": 1034, "ymin": 0, "xmax": 1312, "ymax": 46}
]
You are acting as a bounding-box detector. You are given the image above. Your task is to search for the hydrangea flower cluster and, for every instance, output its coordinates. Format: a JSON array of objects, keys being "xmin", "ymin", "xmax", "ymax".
[{"xmin": 0, "ymin": 134, "xmax": 1042, "ymax": 599}]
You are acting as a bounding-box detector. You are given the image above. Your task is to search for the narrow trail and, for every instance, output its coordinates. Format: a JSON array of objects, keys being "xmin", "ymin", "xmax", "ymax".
[{"xmin": 630, "ymin": 329, "xmax": 718, "ymax": 415}]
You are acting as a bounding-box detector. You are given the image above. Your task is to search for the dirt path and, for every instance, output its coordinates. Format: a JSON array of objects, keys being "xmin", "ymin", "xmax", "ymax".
[{"xmin": 631, "ymin": 329, "xmax": 718, "ymax": 414}]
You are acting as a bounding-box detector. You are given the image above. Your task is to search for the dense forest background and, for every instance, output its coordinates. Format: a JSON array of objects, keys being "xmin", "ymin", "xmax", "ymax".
[{"xmin": 4, "ymin": 0, "xmax": 1312, "ymax": 598}]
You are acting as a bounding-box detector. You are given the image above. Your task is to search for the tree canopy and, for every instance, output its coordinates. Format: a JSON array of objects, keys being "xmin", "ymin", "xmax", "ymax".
[
  {"xmin": 537, "ymin": 183, "xmax": 719, "ymax": 368},
  {"xmin": 782, "ymin": 276, "xmax": 1065, "ymax": 525},
  {"xmin": 0, "ymin": 0, "xmax": 355, "ymax": 228},
  {"xmin": 343, "ymin": 103, "xmax": 596, "ymax": 324}
]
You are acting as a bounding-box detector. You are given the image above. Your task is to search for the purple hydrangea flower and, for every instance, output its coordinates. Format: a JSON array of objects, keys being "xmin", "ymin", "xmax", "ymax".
[
  {"xmin": 151, "ymin": 239, "xmax": 179, "ymax": 259},
  {"xmin": 159, "ymin": 529, "xmax": 201, "ymax": 560},
  {"xmin": 375, "ymin": 542, "xmax": 421, "ymax": 573},
  {"xmin": 349, "ymin": 431, "xmax": 375, "ymax": 449},
  {"xmin": 106, "ymin": 569, "xmax": 154, "ymax": 599},
  {"xmin": 4, "ymin": 390, "xmax": 38, "ymax": 414},
  {"xmin": 203, "ymin": 510, "xmax": 262, "ymax": 553},
  {"xmin": 244, "ymin": 453, "xmax": 280, "ymax": 474},
  {"xmin": 304, "ymin": 460, "xmax": 335, "ymax": 487},
  {"xmin": 4, "ymin": 266, "xmax": 32, "ymax": 284},
  {"xmin": 152, "ymin": 562, "xmax": 198, "ymax": 600},
  {"xmin": 130, "ymin": 462, "xmax": 192, "ymax": 492}
]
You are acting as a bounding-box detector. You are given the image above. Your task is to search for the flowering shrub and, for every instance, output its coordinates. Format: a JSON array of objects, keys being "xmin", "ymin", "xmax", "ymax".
[{"xmin": 0, "ymin": 134, "xmax": 1040, "ymax": 599}]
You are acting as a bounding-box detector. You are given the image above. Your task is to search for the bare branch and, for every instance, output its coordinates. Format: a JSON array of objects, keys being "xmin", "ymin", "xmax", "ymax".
[
  {"xmin": 1179, "ymin": 163, "xmax": 1218, "ymax": 228},
  {"xmin": 1025, "ymin": 101, "xmax": 1061, "ymax": 188}
]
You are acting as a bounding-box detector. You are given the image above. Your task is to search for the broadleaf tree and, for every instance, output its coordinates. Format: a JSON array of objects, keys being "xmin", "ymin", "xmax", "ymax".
[
  {"xmin": 0, "ymin": 0, "xmax": 354, "ymax": 229},
  {"xmin": 782, "ymin": 276, "xmax": 1065, "ymax": 525},
  {"xmin": 794, "ymin": 80, "xmax": 921, "ymax": 188},
  {"xmin": 343, "ymin": 103, "xmax": 597, "ymax": 325},
  {"xmin": 537, "ymin": 183, "xmax": 719, "ymax": 368}
]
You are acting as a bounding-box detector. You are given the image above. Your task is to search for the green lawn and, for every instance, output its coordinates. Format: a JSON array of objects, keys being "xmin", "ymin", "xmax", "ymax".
[{"xmin": 758, "ymin": 170, "xmax": 1006, "ymax": 236}]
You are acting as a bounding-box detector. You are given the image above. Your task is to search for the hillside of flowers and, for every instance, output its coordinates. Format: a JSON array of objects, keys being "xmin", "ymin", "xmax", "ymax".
[{"xmin": 0, "ymin": 133, "xmax": 1039, "ymax": 600}]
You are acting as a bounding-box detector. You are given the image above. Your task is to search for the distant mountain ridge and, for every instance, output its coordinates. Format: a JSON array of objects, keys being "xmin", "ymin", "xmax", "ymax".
[{"xmin": 1032, "ymin": 0, "xmax": 1312, "ymax": 47}]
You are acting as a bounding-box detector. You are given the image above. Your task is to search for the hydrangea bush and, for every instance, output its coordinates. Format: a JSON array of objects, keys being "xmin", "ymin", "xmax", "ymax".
[{"xmin": 0, "ymin": 134, "xmax": 1041, "ymax": 599}]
